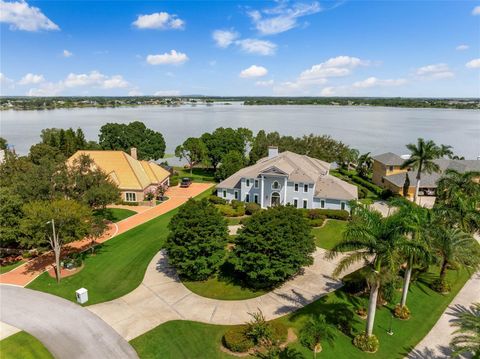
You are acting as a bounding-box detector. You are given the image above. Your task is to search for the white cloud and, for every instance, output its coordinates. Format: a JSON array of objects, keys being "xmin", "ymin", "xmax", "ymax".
[
  {"xmin": 62, "ymin": 49, "xmax": 73, "ymax": 57},
  {"xmin": 212, "ymin": 29, "xmax": 239, "ymax": 48},
  {"xmin": 27, "ymin": 82, "xmax": 62, "ymax": 96},
  {"xmin": 154, "ymin": 90, "xmax": 180, "ymax": 96},
  {"xmin": 255, "ymin": 79, "xmax": 274, "ymax": 87},
  {"xmin": 102, "ymin": 75, "xmax": 129, "ymax": 89},
  {"xmin": 18, "ymin": 73, "xmax": 45, "ymax": 85},
  {"xmin": 0, "ymin": 0, "xmax": 59, "ymax": 31},
  {"xmin": 0, "ymin": 73, "xmax": 15, "ymax": 94},
  {"xmin": 248, "ymin": 2, "xmax": 321, "ymax": 35},
  {"xmin": 456, "ymin": 44, "xmax": 469, "ymax": 51},
  {"xmin": 236, "ymin": 39, "xmax": 277, "ymax": 56},
  {"xmin": 416, "ymin": 63, "xmax": 454, "ymax": 79},
  {"xmin": 465, "ymin": 58, "xmax": 480, "ymax": 69},
  {"xmin": 299, "ymin": 56, "xmax": 369, "ymax": 83},
  {"xmin": 146, "ymin": 50, "xmax": 189, "ymax": 65},
  {"xmin": 472, "ymin": 6, "xmax": 480, "ymax": 15},
  {"xmin": 128, "ymin": 88, "xmax": 143, "ymax": 96},
  {"xmin": 239, "ymin": 65, "xmax": 268, "ymax": 78},
  {"xmin": 133, "ymin": 12, "xmax": 185, "ymax": 30},
  {"xmin": 352, "ymin": 77, "xmax": 407, "ymax": 88},
  {"xmin": 320, "ymin": 87, "xmax": 335, "ymax": 96}
]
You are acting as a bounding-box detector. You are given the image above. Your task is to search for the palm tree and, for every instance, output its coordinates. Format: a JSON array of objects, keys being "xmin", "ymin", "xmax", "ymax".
[
  {"xmin": 438, "ymin": 144, "xmax": 454, "ymax": 158},
  {"xmin": 357, "ymin": 152, "xmax": 373, "ymax": 178},
  {"xmin": 430, "ymin": 225, "xmax": 480, "ymax": 288},
  {"xmin": 327, "ymin": 205, "xmax": 407, "ymax": 338},
  {"xmin": 300, "ymin": 314, "xmax": 337, "ymax": 356},
  {"xmin": 436, "ymin": 169, "xmax": 480, "ymax": 206},
  {"xmin": 450, "ymin": 302, "xmax": 480, "ymax": 357},
  {"xmin": 393, "ymin": 200, "xmax": 432, "ymax": 309},
  {"xmin": 401, "ymin": 138, "xmax": 441, "ymax": 203}
]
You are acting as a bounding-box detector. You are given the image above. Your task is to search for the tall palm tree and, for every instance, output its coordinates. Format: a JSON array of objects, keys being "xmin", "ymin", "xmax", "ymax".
[
  {"xmin": 438, "ymin": 144, "xmax": 454, "ymax": 158},
  {"xmin": 393, "ymin": 200, "xmax": 432, "ymax": 308},
  {"xmin": 450, "ymin": 302, "xmax": 480, "ymax": 357},
  {"xmin": 401, "ymin": 138, "xmax": 441, "ymax": 203},
  {"xmin": 357, "ymin": 152, "xmax": 373, "ymax": 178},
  {"xmin": 327, "ymin": 205, "xmax": 407, "ymax": 337},
  {"xmin": 436, "ymin": 169, "xmax": 480, "ymax": 206},
  {"xmin": 430, "ymin": 225, "xmax": 480, "ymax": 287}
]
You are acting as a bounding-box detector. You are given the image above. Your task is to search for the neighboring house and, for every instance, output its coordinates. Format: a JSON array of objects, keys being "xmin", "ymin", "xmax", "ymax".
[
  {"xmin": 68, "ymin": 148, "xmax": 170, "ymax": 203},
  {"xmin": 372, "ymin": 152, "xmax": 480, "ymax": 197},
  {"xmin": 216, "ymin": 147, "xmax": 358, "ymax": 211}
]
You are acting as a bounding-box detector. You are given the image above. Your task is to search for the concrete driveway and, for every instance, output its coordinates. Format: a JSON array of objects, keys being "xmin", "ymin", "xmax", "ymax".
[
  {"xmin": 88, "ymin": 248, "xmax": 363, "ymax": 341},
  {"xmin": 0, "ymin": 285, "xmax": 138, "ymax": 359}
]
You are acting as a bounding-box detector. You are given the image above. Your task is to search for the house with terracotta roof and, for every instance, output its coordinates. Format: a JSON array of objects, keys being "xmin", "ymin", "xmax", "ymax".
[
  {"xmin": 68, "ymin": 148, "xmax": 170, "ymax": 203},
  {"xmin": 216, "ymin": 147, "xmax": 358, "ymax": 211},
  {"xmin": 372, "ymin": 152, "xmax": 480, "ymax": 197}
]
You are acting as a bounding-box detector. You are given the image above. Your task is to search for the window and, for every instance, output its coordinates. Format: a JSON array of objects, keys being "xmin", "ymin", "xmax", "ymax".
[
  {"xmin": 223, "ymin": 190, "xmax": 227, "ymax": 198},
  {"xmin": 389, "ymin": 166, "xmax": 394, "ymax": 171},
  {"xmin": 246, "ymin": 179, "xmax": 250, "ymax": 187},
  {"xmin": 254, "ymin": 194, "xmax": 259, "ymax": 204},
  {"xmin": 294, "ymin": 183, "xmax": 299, "ymax": 192},
  {"xmin": 293, "ymin": 199, "xmax": 298, "ymax": 208},
  {"xmin": 254, "ymin": 179, "xmax": 259, "ymax": 188},
  {"xmin": 304, "ymin": 184, "xmax": 308, "ymax": 192},
  {"xmin": 341, "ymin": 202, "xmax": 346, "ymax": 211},
  {"xmin": 303, "ymin": 200, "xmax": 308, "ymax": 209},
  {"xmin": 320, "ymin": 200, "xmax": 325, "ymax": 209},
  {"xmin": 125, "ymin": 192, "xmax": 136, "ymax": 202},
  {"xmin": 234, "ymin": 191, "xmax": 239, "ymax": 200},
  {"xmin": 246, "ymin": 194, "xmax": 250, "ymax": 202},
  {"xmin": 272, "ymin": 181, "xmax": 280, "ymax": 189}
]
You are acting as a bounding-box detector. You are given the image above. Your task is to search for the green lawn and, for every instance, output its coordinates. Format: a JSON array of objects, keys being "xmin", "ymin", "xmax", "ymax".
[
  {"xmin": 27, "ymin": 188, "xmax": 212, "ymax": 305},
  {"xmin": 93, "ymin": 208, "xmax": 136, "ymax": 223},
  {"xmin": 311, "ymin": 219, "xmax": 347, "ymax": 250},
  {"xmin": 130, "ymin": 266, "xmax": 472, "ymax": 359},
  {"xmin": 0, "ymin": 260, "xmax": 25, "ymax": 274},
  {"xmin": 173, "ymin": 167, "xmax": 216, "ymax": 183},
  {"xmin": 0, "ymin": 331, "xmax": 53, "ymax": 359}
]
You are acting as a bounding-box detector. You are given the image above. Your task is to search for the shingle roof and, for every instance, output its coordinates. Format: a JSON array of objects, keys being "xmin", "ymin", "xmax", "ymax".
[
  {"xmin": 372, "ymin": 152, "xmax": 405, "ymax": 166},
  {"xmin": 68, "ymin": 150, "xmax": 170, "ymax": 190},
  {"xmin": 217, "ymin": 151, "xmax": 330, "ymax": 189},
  {"xmin": 383, "ymin": 159, "xmax": 480, "ymax": 188},
  {"xmin": 315, "ymin": 175, "xmax": 358, "ymax": 200}
]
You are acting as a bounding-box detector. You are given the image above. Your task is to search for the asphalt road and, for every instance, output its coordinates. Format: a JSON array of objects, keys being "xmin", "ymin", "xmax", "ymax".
[{"xmin": 0, "ymin": 285, "xmax": 138, "ymax": 359}]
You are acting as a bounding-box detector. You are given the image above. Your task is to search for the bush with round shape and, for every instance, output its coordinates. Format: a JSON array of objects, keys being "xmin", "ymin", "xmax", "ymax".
[
  {"xmin": 245, "ymin": 202, "xmax": 261, "ymax": 215},
  {"xmin": 208, "ymin": 195, "xmax": 226, "ymax": 205},
  {"xmin": 170, "ymin": 176, "xmax": 179, "ymax": 186},
  {"xmin": 223, "ymin": 326, "xmax": 254, "ymax": 353},
  {"xmin": 353, "ymin": 332, "xmax": 379, "ymax": 353},
  {"xmin": 431, "ymin": 278, "xmax": 451, "ymax": 294},
  {"xmin": 231, "ymin": 206, "xmax": 316, "ymax": 288},
  {"xmin": 394, "ymin": 304, "xmax": 411, "ymax": 320},
  {"xmin": 309, "ymin": 218, "xmax": 325, "ymax": 227}
]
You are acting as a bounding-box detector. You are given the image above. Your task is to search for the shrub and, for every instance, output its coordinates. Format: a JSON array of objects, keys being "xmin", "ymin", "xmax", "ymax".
[
  {"xmin": 215, "ymin": 204, "xmax": 245, "ymax": 217},
  {"xmin": 431, "ymin": 278, "xmax": 451, "ymax": 293},
  {"xmin": 170, "ymin": 176, "xmax": 179, "ymax": 186},
  {"xmin": 309, "ymin": 218, "xmax": 326, "ymax": 227},
  {"xmin": 394, "ymin": 304, "xmax": 411, "ymax": 320},
  {"xmin": 305, "ymin": 209, "xmax": 324, "ymax": 220},
  {"xmin": 166, "ymin": 199, "xmax": 228, "ymax": 280},
  {"xmin": 380, "ymin": 189, "xmax": 395, "ymax": 200},
  {"xmin": 208, "ymin": 195, "xmax": 226, "ymax": 205},
  {"xmin": 300, "ymin": 208, "xmax": 349, "ymax": 220},
  {"xmin": 245, "ymin": 202, "xmax": 261, "ymax": 215},
  {"xmin": 231, "ymin": 206, "xmax": 316, "ymax": 288},
  {"xmin": 342, "ymin": 268, "xmax": 368, "ymax": 294},
  {"xmin": 300, "ymin": 314, "xmax": 337, "ymax": 352},
  {"xmin": 223, "ymin": 326, "xmax": 254, "ymax": 353},
  {"xmin": 353, "ymin": 333, "xmax": 379, "ymax": 353},
  {"xmin": 144, "ymin": 191, "xmax": 155, "ymax": 201}
]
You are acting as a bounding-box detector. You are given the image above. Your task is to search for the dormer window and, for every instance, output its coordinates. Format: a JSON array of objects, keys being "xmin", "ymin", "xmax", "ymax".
[{"xmin": 272, "ymin": 181, "xmax": 280, "ymax": 189}]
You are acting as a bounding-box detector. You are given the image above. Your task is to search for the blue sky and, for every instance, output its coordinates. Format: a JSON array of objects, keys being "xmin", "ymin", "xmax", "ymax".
[{"xmin": 1, "ymin": 0, "xmax": 479, "ymax": 97}]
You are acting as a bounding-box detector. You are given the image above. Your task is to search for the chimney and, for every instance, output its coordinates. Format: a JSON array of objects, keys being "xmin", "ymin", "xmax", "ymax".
[
  {"xmin": 130, "ymin": 147, "xmax": 137, "ymax": 160},
  {"xmin": 268, "ymin": 146, "xmax": 278, "ymax": 159}
]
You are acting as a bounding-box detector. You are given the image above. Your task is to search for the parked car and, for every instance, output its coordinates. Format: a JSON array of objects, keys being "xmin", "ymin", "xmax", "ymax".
[{"xmin": 180, "ymin": 177, "xmax": 192, "ymax": 188}]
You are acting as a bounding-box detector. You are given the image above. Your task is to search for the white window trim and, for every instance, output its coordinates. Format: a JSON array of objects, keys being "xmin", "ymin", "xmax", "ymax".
[
  {"xmin": 271, "ymin": 181, "xmax": 280, "ymax": 190},
  {"xmin": 254, "ymin": 194, "xmax": 259, "ymax": 204},
  {"xmin": 254, "ymin": 179, "xmax": 259, "ymax": 188},
  {"xmin": 234, "ymin": 190, "xmax": 239, "ymax": 200},
  {"xmin": 125, "ymin": 192, "xmax": 136, "ymax": 202},
  {"xmin": 294, "ymin": 183, "xmax": 299, "ymax": 192},
  {"xmin": 303, "ymin": 199, "xmax": 308, "ymax": 209},
  {"xmin": 303, "ymin": 184, "xmax": 309, "ymax": 193},
  {"xmin": 293, "ymin": 197, "xmax": 299, "ymax": 208}
]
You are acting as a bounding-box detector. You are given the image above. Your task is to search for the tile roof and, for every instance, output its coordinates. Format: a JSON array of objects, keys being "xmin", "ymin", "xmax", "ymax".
[{"xmin": 68, "ymin": 150, "xmax": 170, "ymax": 191}]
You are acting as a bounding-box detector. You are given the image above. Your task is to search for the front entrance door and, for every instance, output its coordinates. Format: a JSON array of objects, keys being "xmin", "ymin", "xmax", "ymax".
[{"xmin": 271, "ymin": 192, "xmax": 281, "ymax": 207}]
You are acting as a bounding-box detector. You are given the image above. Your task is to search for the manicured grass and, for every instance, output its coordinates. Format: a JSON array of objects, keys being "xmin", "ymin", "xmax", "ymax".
[
  {"xmin": 93, "ymin": 208, "xmax": 136, "ymax": 223},
  {"xmin": 130, "ymin": 266, "xmax": 472, "ymax": 359},
  {"xmin": 0, "ymin": 331, "xmax": 53, "ymax": 359},
  {"xmin": 27, "ymin": 188, "xmax": 212, "ymax": 305},
  {"xmin": 174, "ymin": 167, "xmax": 216, "ymax": 183},
  {"xmin": 311, "ymin": 219, "xmax": 347, "ymax": 250},
  {"xmin": 0, "ymin": 260, "xmax": 25, "ymax": 274}
]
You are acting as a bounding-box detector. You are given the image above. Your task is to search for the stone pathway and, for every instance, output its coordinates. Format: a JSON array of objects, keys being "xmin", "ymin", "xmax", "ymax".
[
  {"xmin": 0, "ymin": 183, "xmax": 213, "ymax": 287},
  {"xmin": 88, "ymin": 248, "xmax": 363, "ymax": 341}
]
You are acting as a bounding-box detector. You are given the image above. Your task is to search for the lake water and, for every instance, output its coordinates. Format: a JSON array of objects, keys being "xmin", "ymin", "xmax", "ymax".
[{"xmin": 1, "ymin": 103, "xmax": 479, "ymax": 159}]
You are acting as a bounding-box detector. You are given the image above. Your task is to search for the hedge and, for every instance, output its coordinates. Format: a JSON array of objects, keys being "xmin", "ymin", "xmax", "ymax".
[
  {"xmin": 208, "ymin": 195, "xmax": 226, "ymax": 205},
  {"xmin": 300, "ymin": 208, "xmax": 349, "ymax": 221}
]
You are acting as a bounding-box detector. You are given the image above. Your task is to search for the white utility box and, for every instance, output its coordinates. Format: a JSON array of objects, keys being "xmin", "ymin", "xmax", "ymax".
[{"xmin": 76, "ymin": 288, "xmax": 88, "ymax": 304}]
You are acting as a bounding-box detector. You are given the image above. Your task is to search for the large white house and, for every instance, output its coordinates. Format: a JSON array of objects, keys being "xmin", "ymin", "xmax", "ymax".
[{"xmin": 216, "ymin": 147, "xmax": 358, "ymax": 211}]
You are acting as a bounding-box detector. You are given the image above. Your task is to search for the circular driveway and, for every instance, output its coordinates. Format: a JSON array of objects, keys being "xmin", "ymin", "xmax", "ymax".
[{"xmin": 0, "ymin": 285, "xmax": 138, "ymax": 359}]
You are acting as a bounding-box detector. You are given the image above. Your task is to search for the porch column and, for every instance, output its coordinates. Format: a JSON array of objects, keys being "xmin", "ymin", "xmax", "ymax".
[
  {"xmin": 260, "ymin": 175, "xmax": 264, "ymax": 208},
  {"xmin": 283, "ymin": 177, "xmax": 287, "ymax": 205}
]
